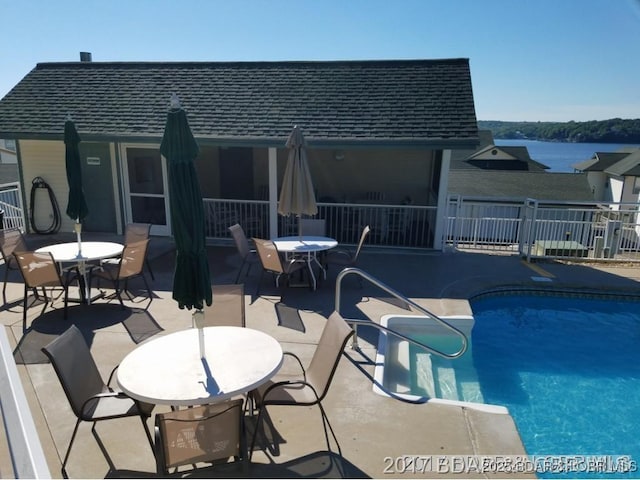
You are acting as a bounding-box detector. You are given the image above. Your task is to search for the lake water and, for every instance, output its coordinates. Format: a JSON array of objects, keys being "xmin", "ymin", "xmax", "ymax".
[{"xmin": 494, "ymin": 139, "xmax": 640, "ymax": 173}]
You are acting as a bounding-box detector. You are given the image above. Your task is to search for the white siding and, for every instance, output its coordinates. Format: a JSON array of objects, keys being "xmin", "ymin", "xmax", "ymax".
[{"xmin": 20, "ymin": 139, "xmax": 77, "ymax": 233}]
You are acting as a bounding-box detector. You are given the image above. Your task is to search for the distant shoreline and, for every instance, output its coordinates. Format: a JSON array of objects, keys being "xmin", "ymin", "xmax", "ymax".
[{"xmin": 478, "ymin": 119, "xmax": 640, "ymax": 144}]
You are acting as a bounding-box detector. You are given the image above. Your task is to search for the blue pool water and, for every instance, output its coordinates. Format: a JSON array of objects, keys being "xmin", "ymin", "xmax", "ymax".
[{"xmin": 471, "ymin": 294, "xmax": 640, "ymax": 478}]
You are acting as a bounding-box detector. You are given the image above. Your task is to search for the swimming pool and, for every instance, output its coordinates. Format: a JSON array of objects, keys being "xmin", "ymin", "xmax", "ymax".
[{"xmin": 374, "ymin": 294, "xmax": 640, "ymax": 477}]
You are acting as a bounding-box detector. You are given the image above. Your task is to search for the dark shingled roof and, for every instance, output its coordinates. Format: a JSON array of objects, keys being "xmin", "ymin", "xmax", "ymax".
[
  {"xmin": 572, "ymin": 152, "xmax": 628, "ymax": 172},
  {"xmin": 448, "ymin": 170, "xmax": 594, "ymax": 201},
  {"xmin": 0, "ymin": 59, "xmax": 478, "ymax": 147},
  {"xmin": 572, "ymin": 149, "xmax": 640, "ymax": 176},
  {"xmin": 450, "ymin": 131, "xmax": 549, "ymax": 171},
  {"xmin": 604, "ymin": 149, "xmax": 640, "ymax": 176}
]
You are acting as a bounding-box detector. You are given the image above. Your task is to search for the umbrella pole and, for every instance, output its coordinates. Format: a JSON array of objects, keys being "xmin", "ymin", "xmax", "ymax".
[
  {"xmin": 193, "ymin": 309, "xmax": 206, "ymax": 358},
  {"xmin": 74, "ymin": 219, "xmax": 83, "ymax": 258}
]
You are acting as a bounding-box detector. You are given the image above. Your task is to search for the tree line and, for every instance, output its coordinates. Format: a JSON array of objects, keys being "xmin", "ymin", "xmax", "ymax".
[{"xmin": 478, "ymin": 118, "xmax": 640, "ymax": 143}]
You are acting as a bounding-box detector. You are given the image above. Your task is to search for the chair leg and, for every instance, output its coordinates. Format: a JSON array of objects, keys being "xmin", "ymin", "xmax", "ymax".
[
  {"xmin": 114, "ymin": 279, "xmax": 125, "ymax": 307},
  {"xmin": 63, "ymin": 283, "xmax": 69, "ymax": 320},
  {"xmin": 248, "ymin": 403, "xmax": 266, "ymax": 461},
  {"xmin": 140, "ymin": 273, "xmax": 153, "ymax": 307},
  {"xmin": 22, "ymin": 284, "xmax": 28, "ymax": 332},
  {"xmin": 139, "ymin": 414, "xmax": 155, "ymax": 454},
  {"xmin": 318, "ymin": 401, "xmax": 343, "ymax": 457},
  {"xmin": 145, "ymin": 258, "xmax": 155, "ymax": 281},
  {"xmin": 235, "ymin": 259, "xmax": 247, "ymax": 284},
  {"xmin": 2, "ymin": 266, "xmax": 8, "ymax": 304},
  {"xmin": 256, "ymin": 271, "xmax": 265, "ymax": 296},
  {"xmin": 61, "ymin": 419, "xmax": 82, "ymax": 478}
]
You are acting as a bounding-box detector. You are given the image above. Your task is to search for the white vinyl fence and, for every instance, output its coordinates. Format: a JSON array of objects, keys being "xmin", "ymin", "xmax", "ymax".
[
  {"xmin": 0, "ymin": 182, "xmax": 26, "ymax": 231},
  {"xmin": 445, "ymin": 195, "xmax": 640, "ymax": 262}
]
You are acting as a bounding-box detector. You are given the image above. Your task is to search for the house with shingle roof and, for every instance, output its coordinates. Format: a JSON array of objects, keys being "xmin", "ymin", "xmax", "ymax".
[
  {"xmin": 572, "ymin": 149, "xmax": 640, "ymax": 203},
  {"xmin": 450, "ymin": 131, "xmax": 549, "ymax": 173},
  {"xmin": 448, "ymin": 130, "xmax": 593, "ymax": 201},
  {"xmin": 0, "ymin": 56, "xmax": 479, "ymax": 248}
]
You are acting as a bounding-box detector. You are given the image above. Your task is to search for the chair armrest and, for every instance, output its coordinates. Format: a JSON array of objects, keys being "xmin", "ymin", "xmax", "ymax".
[
  {"xmin": 91, "ymin": 391, "xmax": 128, "ymax": 399},
  {"xmin": 80, "ymin": 390, "xmax": 128, "ymax": 414},
  {"xmin": 107, "ymin": 364, "xmax": 120, "ymax": 387},
  {"xmin": 262, "ymin": 378, "xmax": 320, "ymax": 403},
  {"xmin": 282, "ymin": 351, "xmax": 306, "ymax": 379},
  {"xmin": 61, "ymin": 266, "xmax": 80, "ymax": 285},
  {"xmin": 326, "ymin": 249, "xmax": 352, "ymax": 259}
]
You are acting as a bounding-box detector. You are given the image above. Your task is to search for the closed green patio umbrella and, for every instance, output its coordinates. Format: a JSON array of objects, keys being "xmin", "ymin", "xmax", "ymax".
[
  {"xmin": 278, "ymin": 125, "xmax": 317, "ymax": 235},
  {"xmin": 160, "ymin": 95, "xmax": 212, "ymax": 311},
  {"xmin": 64, "ymin": 116, "xmax": 88, "ymax": 255}
]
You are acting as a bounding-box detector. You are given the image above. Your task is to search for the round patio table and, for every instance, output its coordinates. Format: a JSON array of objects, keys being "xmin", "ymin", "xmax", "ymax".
[
  {"xmin": 116, "ymin": 326, "xmax": 283, "ymax": 406},
  {"xmin": 273, "ymin": 236, "xmax": 338, "ymax": 290},
  {"xmin": 35, "ymin": 241, "xmax": 123, "ymax": 303}
]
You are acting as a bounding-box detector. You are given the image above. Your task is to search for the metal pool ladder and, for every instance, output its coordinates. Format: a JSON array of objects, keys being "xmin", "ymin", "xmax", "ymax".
[{"xmin": 335, "ymin": 267, "xmax": 468, "ymax": 360}]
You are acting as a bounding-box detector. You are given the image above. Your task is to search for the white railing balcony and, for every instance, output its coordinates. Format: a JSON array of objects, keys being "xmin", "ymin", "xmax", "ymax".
[
  {"xmin": 0, "ymin": 182, "xmax": 26, "ymax": 231},
  {"xmin": 202, "ymin": 198, "xmax": 438, "ymax": 248},
  {"xmin": 446, "ymin": 195, "xmax": 640, "ymax": 262}
]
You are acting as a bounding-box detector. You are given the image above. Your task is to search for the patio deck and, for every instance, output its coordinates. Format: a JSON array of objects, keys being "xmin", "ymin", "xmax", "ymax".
[{"xmin": 3, "ymin": 232, "xmax": 640, "ymax": 478}]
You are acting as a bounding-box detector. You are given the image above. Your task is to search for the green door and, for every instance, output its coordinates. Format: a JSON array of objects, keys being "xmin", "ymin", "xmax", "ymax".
[{"xmin": 79, "ymin": 142, "xmax": 117, "ymax": 233}]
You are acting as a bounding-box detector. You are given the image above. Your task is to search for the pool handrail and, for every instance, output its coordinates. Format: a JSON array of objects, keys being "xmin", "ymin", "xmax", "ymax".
[{"xmin": 335, "ymin": 267, "xmax": 468, "ymax": 360}]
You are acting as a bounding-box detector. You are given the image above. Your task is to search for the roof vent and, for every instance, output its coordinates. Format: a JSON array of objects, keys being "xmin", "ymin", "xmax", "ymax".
[{"xmin": 79, "ymin": 52, "xmax": 92, "ymax": 62}]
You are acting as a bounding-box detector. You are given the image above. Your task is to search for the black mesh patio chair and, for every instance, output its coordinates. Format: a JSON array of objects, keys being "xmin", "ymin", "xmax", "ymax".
[{"xmin": 41, "ymin": 325, "xmax": 155, "ymax": 478}]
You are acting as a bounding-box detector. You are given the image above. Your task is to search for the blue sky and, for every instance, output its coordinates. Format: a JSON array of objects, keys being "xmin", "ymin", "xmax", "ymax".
[{"xmin": 1, "ymin": 0, "xmax": 639, "ymax": 122}]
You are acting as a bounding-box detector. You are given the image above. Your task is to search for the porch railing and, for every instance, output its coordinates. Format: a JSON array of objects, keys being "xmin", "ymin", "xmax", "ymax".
[
  {"xmin": 445, "ymin": 195, "xmax": 640, "ymax": 262},
  {"xmin": 202, "ymin": 198, "xmax": 438, "ymax": 248},
  {"xmin": 0, "ymin": 182, "xmax": 26, "ymax": 232}
]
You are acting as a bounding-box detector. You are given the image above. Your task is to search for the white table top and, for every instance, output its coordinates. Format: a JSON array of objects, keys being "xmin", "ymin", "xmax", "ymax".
[
  {"xmin": 274, "ymin": 236, "xmax": 338, "ymax": 253},
  {"xmin": 35, "ymin": 241, "xmax": 123, "ymax": 262},
  {"xmin": 117, "ymin": 326, "xmax": 283, "ymax": 406}
]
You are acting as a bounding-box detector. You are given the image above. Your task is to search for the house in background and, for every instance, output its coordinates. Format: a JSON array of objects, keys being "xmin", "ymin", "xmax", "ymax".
[
  {"xmin": 0, "ymin": 56, "xmax": 478, "ymax": 248},
  {"xmin": 572, "ymin": 149, "xmax": 640, "ymax": 205},
  {"xmin": 448, "ymin": 130, "xmax": 593, "ymax": 202},
  {"xmin": 445, "ymin": 130, "xmax": 596, "ymax": 247}
]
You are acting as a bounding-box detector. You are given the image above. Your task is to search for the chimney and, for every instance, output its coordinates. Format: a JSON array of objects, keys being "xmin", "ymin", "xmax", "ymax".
[{"xmin": 79, "ymin": 52, "xmax": 92, "ymax": 62}]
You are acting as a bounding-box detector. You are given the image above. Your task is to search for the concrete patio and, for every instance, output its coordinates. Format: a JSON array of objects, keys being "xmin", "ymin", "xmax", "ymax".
[{"xmin": 2, "ymin": 232, "xmax": 640, "ymax": 478}]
